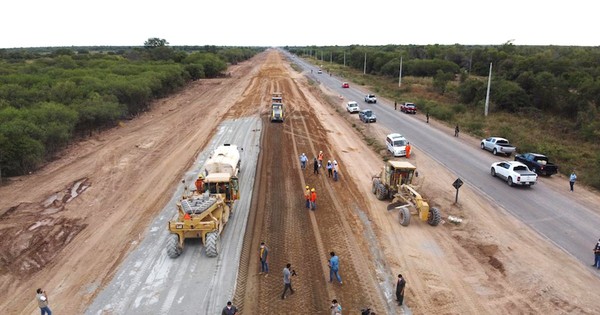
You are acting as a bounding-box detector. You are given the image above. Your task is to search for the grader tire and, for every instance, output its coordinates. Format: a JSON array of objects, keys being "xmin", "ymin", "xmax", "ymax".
[
  {"xmin": 166, "ymin": 234, "xmax": 182, "ymax": 258},
  {"xmin": 399, "ymin": 207, "xmax": 411, "ymax": 226},
  {"xmin": 205, "ymin": 231, "xmax": 220, "ymax": 257},
  {"xmin": 376, "ymin": 184, "xmax": 387, "ymax": 200},
  {"xmin": 372, "ymin": 179, "xmax": 379, "ymax": 194},
  {"xmin": 427, "ymin": 207, "xmax": 442, "ymax": 226}
]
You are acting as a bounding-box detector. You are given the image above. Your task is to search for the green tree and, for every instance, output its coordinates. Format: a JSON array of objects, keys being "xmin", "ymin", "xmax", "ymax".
[{"xmin": 144, "ymin": 38, "xmax": 169, "ymax": 48}]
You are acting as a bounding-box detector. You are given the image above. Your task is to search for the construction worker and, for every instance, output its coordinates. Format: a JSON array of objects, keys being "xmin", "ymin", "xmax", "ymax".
[
  {"xmin": 326, "ymin": 160, "xmax": 333, "ymax": 177},
  {"xmin": 333, "ymin": 160, "xmax": 339, "ymax": 181},
  {"xmin": 313, "ymin": 158, "xmax": 319, "ymax": 175},
  {"xmin": 299, "ymin": 153, "xmax": 308, "ymax": 170},
  {"xmin": 304, "ymin": 186, "xmax": 311, "ymax": 209},
  {"xmin": 195, "ymin": 175, "xmax": 204, "ymax": 193},
  {"xmin": 317, "ymin": 151, "xmax": 324, "ymax": 168},
  {"xmin": 405, "ymin": 142, "xmax": 411, "ymax": 159},
  {"xmin": 310, "ymin": 188, "xmax": 317, "ymax": 211}
]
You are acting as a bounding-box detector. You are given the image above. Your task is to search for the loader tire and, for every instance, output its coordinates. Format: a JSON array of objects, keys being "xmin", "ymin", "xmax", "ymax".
[
  {"xmin": 205, "ymin": 231, "xmax": 220, "ymax": 257},
  {"xmin": 376, "ymin": 184, "xmax": 387, "ymax": 200},
  {"xmin": 166, "ymin": 234, "xmax": 182, "ymax": 258},
  {"xmin": 427, "ymin": 207, "xmax": 442, "ymax": 226},
  {"xmin": 399, "ymin": 207, "xmax": 411, "ymax": 226}
]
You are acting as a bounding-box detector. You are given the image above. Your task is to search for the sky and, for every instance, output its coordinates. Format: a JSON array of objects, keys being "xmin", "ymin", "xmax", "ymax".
[{"xmin": 2, "ymin": 0, "xmax": 598, "ymax": 48}]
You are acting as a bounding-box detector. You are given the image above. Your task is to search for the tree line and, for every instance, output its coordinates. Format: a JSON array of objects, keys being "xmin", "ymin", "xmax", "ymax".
[{"xmin": 0, "ymin": 41, "xmax": 263, "ymax": 177}]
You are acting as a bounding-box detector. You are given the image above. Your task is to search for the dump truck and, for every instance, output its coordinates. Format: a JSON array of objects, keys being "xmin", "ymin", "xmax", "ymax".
[
  {"xmin": 271, "ymin": 92, "xmax": 284, "ymax": 122},
  {"xmin": 372, "ymin": 160, "xmax": 441, "ymax": 227},
  {"xmin": 166, "ymin": 144, "xmax": 241, "ymax": 258}
]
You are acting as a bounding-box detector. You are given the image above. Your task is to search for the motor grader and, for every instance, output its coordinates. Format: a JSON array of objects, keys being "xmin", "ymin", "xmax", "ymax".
[
  {"xmin": 166, "ymin": 144, "xmax": 240, "ymax": 258},
  {"xmin": 372, "ymin": 160, "xmax": 441, "ymax": 227},
  {"xmin": 271, "ymin": 92, "xmax": 284, "ymax": 122}
]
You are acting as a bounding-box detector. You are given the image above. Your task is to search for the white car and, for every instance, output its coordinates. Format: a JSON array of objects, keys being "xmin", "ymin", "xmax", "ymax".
[
  {"xmin": 386, "ymin": 133, "xmax": 408, "ymax": 157},
  {"xmin": 490, "ymin": 161, "xmax": 537, "ymax": 187},
  {"xmin": 364, "ymin": 94, "xmax": 377, "ymax": 103},
  {"xmin": 346, "ymin": 101, "xmax": 360, "ymax": 113}
]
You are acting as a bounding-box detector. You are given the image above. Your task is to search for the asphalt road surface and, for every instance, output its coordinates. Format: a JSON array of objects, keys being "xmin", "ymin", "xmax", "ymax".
[
  {"xmin": 288, "ymin": 51, "xmax": 600, "ymax": 268},
  {"xmin": 86, "ymin": 117, "xmax": 262, "ymax": 314}
]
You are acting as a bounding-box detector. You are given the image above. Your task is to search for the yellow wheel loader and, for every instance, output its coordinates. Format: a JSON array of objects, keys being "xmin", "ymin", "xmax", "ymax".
[{"xmin": 372, "ymin": 160, "xmax": 441, "ymax": 227}]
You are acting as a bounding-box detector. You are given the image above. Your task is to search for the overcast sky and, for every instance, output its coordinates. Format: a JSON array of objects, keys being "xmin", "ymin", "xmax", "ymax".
[{"xmin": 2, "ymin": 0, "xmax": 597, "ymax": 48}]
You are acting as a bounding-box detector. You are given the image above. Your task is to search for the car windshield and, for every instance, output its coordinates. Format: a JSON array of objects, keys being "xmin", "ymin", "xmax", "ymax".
[
  {"xmin": 363, "ymin": 110, "xmax": 372, "ymax": 116},
  {"xmin": 393, "ymin": 139, "xmax": 406, "ymax": 146}
]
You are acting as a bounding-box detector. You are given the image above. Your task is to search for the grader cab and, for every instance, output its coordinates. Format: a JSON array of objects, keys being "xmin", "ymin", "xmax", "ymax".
[{"xmin": 372, "ymin": 160, "xmax": 441, "ymax": 227}]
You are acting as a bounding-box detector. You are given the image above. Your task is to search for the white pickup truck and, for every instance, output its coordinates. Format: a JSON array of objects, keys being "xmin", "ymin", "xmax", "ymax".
[
  {"xmin": 480, "ymin": 137, "xmax": 516, "ymax": 156},
  {"xmin": 490, "ymin": 161, "xmax": 537, "ymax": 187}
]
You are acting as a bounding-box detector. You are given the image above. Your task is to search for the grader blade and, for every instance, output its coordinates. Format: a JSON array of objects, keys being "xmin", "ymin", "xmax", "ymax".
[{"xmin": 387, "ymin": 201, "xmax": 407, "ymax": 211}]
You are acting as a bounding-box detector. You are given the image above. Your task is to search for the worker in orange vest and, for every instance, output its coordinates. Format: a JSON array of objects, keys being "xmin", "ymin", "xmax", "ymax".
[
  {"xmin": 304, "ymin": 185, "xmax": 311, "ymax": 209},
  {"xmin": 310, "ymin": 188, "xmax": 317, "ymax": 211},
  {"xmin": 317, "ymin": 151, "xmax": 324, "ymax": 168},
  {"xmin": 195, "ymin": 174, "xmax": 204, "ymax": 193},
  {"xmin": 405, "ymin": 142, "xmax": 411, "ymax": 159}
]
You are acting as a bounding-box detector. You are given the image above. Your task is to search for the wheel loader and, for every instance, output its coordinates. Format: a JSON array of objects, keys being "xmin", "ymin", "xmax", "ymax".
[
  {"xmin": 371, "ymin": 160, "xmax": 441, "ymax": 227},
  {"xmin": 166, "ymin": 144, "xmax": 241, "ymax": 258}
]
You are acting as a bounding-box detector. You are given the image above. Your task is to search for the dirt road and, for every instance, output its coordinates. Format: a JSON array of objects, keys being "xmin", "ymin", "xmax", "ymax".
[{"xmin": 2, "ymin": 49, "xmax": 600, "ymax": 314}]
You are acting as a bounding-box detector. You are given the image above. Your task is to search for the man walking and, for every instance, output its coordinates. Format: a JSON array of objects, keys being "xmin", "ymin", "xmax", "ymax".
[
  {"xmin": 454, "ymin": 124, "xmax": 460, "ymax": 137},
  {"xmin": 593, "ymin": 239, "xmax": 600, "ymax": 269},
  {"xmin": 426, "ymin": 111, "xmax": 429, "ymax": 123},
  {"xmin": 405, "ymin": 142, "xmax": 411, "ymax": 159},
  {"xmin": 305, "ymin": 185, "xmax": 311, "ymax": 209},
  {"xmin": 313, "ymin": 158, "xmax": 319, "ymax": 175},
  {"xmin": 396, "ymin": 274, "xmax": 406, "ymax": 306},
  {"xmin": 327, "ymin": 160, "xmax": 333, "ymax": 177},
  {"xmin": 259, "ymin": 242, "xmax": 269, "ymax": 275},
  {"xmin": 310, "ymin": 188, "xmax": 317, "ymax": 211},
  {"xmin": 281, "ymin": 263, "xmax": 295, "ymax": 299},
  {"xmin": 299, "ymin": 153, "xmax": 308, "ymax": 170},
  {"xmin": 328, "ymin": 252, "xmax": 342, "ymax": 284},
  {"xmin": 36, "ymin": 288, "xmax": 52, "ymax": 315},
  {"xmin": 221, "ymin": 301, "xmax": 238, "ymax": 315},
  {"xmin": 570, "ymin": 171, "xmax": 577, "ymax": 192},
  {"xmin": 394, "ymin": 101, "xmax": 397, "ymax": 111}
]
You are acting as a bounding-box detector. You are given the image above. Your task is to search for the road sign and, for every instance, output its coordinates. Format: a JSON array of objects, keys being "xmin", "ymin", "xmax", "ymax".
[
  {"xmin": 452, "ymin": 178, "xmax": 463, "ymax": 190},
  {"xmin": 453, "ymin": 178, "xmax": 463, "ymax": 203}
]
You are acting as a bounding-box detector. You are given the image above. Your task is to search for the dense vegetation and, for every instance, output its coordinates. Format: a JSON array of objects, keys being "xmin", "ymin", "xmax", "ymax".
[
  {"xmin": 287, "ymin": 44, "xmax": 600, "ymax": 189},
  {"xmin": 0, "ymin": 40, "xmax": 262, "ymax": 177}
]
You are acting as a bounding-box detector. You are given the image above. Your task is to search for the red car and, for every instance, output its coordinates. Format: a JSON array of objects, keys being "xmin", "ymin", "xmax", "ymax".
[{"xmin": 342, "ymin": 82, "xmax": 349, "ymax": 88}]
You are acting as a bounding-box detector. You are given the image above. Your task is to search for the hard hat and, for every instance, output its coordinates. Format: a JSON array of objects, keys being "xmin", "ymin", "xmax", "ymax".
[
  {"xmin": 199, "ymin": 174, "xmax": 204, "ymax": 179},
  {"xmin": 305, "ymin": 185, "xmax": 309, "ymax": 189},
  {"xmin": 311, "ymin": 188, "xmax": 315, "ymax": 192}
]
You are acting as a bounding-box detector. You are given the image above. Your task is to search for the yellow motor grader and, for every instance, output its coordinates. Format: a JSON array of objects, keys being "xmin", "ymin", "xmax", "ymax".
[{"xmin": 372, "ymin": 160, "xmax": 441, "ymax": 227}]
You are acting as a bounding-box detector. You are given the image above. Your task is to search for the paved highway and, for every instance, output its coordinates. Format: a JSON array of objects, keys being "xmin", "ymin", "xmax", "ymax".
[
  {"xmin": 86, "ymin": 117, "xmax": 262, "ymax": 314},
  {"xmin": 287, "ymin": 50, "xmax": 600, "ymax": 268}
]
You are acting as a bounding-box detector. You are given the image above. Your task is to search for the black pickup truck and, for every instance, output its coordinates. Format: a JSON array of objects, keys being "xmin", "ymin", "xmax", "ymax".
[{"xmin": 514, "ymin": 153, "xmax": 559, "ymax": 176}]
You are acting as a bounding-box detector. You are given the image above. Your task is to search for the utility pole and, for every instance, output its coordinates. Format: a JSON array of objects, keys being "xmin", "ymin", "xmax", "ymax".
[
  {"xmin": 363, "ymin": 52, "xmax": 367, "ymax": 74},
  {"xmin": 484, "ymin": 62, "xmax": 492, "ymax": 116},
  {"xmin": 398, "ymin": 56, "xmax": 403, "ymax": 87},
  {"xmin": 330, "ymin": 51, "xmax": 332, "ymax": 63}
]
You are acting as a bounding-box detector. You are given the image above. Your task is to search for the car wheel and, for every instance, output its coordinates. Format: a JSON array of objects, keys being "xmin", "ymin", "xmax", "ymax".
[
  {"xmin": 480, "ymin": 143, "xmax": 485, "ymax": 149},
  {"xmin": 491, "ymin": 168, "xmax": 496, "ymax": 177},
  {"xmin": 493, "ymin": 148, "xmax": 498, "ymax": 155},
  {"xmin": 507, "ymin": 177, "xmax": 513, "ymax": 187}
]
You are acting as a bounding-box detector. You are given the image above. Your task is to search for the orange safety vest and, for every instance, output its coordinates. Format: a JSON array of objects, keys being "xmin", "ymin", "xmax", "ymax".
[
  {"xmin": 406, "ymin": 144, "xmax": 411, "ymax": 158},
  {"xmin": 195, "ymin": 179, "xmax": 203, "ymax": 191},
  {"xmin": 310, "ymin": 191, "xmax": 317, "ymax": 202},
  {"xmin": 318, "ymin": 152, "xmax": 323, "ymax": 162}
]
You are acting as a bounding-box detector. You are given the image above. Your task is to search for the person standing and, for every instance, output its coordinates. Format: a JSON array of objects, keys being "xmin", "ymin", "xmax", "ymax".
[
  {"xmin": 318, "ymin": 151, "xmax": 324, "ymax": 168},
  {"xmin": 328, "ymin": 252, "xmax": 342, "ymax": 284},
  {"xmin": 426, "ymin": 111, "xmax": 429, "ymax": 123},
  {"xmin": 313, "ymin": 158, "xmax": 319, "ymax": 175},
  {"xmin": 195, "ymin": 174, "xmax": 204, "ymax": 193},
  {"xmin": 333, "ymin": 160, "xmax": 339, "ymax": 181},
  {"xmin": 593, "ymin": 239, "xmax": 600, "ymax": 269},
  {"xmin": 310, "ymin": 188, "xmax": 317, "ymax": 211},
  {"xmin": 327, "ymin": 160, "xmax": 333, "ymax": 178},
  {"xmin": 330, "ymin": 299, "xmax": 342, "ymax": 315},
  {"xmin": 396, "ymin": 274, "xmax": 406, "ymax": 306},
  {"xmin": 300, "ymin": 153, "xmax": 308, "ymax": 170},
  {"xmin": 259, "ymin": 242, "xmax": 269, "ymax": 275},
  {"xmin": 281, "ymin": 263, "xmax": 295, "ymax": 299},
  {"xmin": 305, "ymin": 185, "xmax": 311, "ymax": 209},
  {"xmin": 394, "ymin": 101, "xmax": 397, "ymax": 111},
  {"xmin": 405, "ymin": 142, "xmax": 411, "ymax": 159},
  {"xmin": 221, "ymin": 301, "xmax": 238, "ymax": 315},
  {"xmin": 570, "ymin": 171, "xmax": 577, "ymax": 192},
  {"xmin": 36, "ymin": 288, "xmax": 52, "ymax": 315},
  {"xmin": 454, "ymin": 125, "xmax": 459, "ymax": 137}
]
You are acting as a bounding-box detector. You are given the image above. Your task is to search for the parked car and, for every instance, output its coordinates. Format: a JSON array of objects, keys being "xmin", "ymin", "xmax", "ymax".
[
  {"xmin": 342, "ymin": 82, "xmax": 350, "ymax": 88},
  {"xmin": 490, "ymin": 161, "xmax": 537, "ymax": 187},
  {"xmin": 317, "ymin": 69, "xmax": 322, "ymax": 74},
  {"xmin": 364, "ymin": 94, "xmax": 377, "ymax": 103},
  {"xmin": 386, "ymin": 133, "xmax": 408, "ymax": 157},
  {"xmin": 400, "ymin": 102, "xmax": 417, "ymax": 114},
  {"xmin": 346, "ymin": 101, "xmax": 360, "ymax": 113},
  {"xmin": 359, "ymin": 109, "xmax": 377, "ymax": 123},
  {"xmin": 480, "ymin": 137, "xmax": 517, "ymax": 156},
  {"xmin": 514, "ymin": 153, "xmax": 559, "ymax": 176}
]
